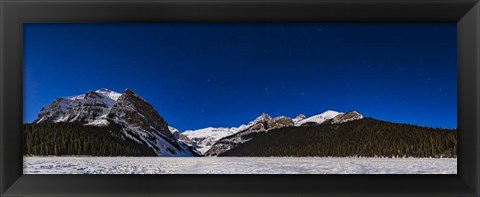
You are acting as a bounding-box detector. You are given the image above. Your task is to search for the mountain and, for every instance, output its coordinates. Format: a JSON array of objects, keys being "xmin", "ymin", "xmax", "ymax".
[
  {"xmin": 30, "ymin": 88, "xmax": 197, "ymax": 156},
  {"xmin": 204, "ymin": 111, "xmax": 351, "ymax": 156},
  {"xmin": 172, "ymin": 113, "xmax": 293, "ymax": 155},
  {"xmin": 219, "ymin": 118, "xmax": 457, "ymax": 158},
  {"xmin": 170, "ymin": 110, "xmax": 362, "ymax": 156},
  {"xmin": 28, "ymin": 90, "xmax": 454, "ymax": 158}
]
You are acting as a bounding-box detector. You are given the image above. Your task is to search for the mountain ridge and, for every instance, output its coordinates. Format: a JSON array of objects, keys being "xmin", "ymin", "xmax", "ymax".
[
  {"xmin": 27, "ymin": 88, "xmax": 455, "ymax": 158},
  {"xmin": 31, "ymin": 88, "xmax": 366, "ymax": 156},
  {"xmin": 177, "ymin": 110, "xmax": 364, "ymax": 155}
]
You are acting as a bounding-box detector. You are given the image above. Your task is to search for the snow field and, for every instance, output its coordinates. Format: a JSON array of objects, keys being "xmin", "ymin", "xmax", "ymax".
[{"xmin": 24, "ymin": 157, "xmax": 457, "ymax": 174}]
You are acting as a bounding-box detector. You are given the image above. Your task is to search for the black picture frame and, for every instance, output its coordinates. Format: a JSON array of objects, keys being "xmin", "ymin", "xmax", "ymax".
[{"xmin": 1, "ymin": 0, "xmax": 479, "ymax": 196}]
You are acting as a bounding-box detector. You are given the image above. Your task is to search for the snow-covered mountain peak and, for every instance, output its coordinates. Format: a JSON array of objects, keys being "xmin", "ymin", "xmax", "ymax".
[
  {"xmin": 63, "ymin": 94, "xmax": 84, "ymax": 101},
  {"xmin": 37, "ymin": 89, "xmax": 124, "ymax": 123},
  {"xmin": 293, "ymin": 114, "xmax": 306, "ymax": 122},
  {"xmin": 34, "ymin": 88, "xmax": 196, "ymax": 156},
  {"xmin": 122, "ymin": 88, "xmax": 148, "ymax": 103},
  {"xmin": 95, "ymin": 88, "xmax": 122, "ymax": 101},
  {"xmin": 321, "ymin": 110, "xmax": 342, "ymax": 117},
  {"xmin": 294, "ymin": 110, "xmax": 342, "ymax": 126},
  {"xmin": 252, "ymin": 113, "xmax": 272, "ymax": 124},
  {"xmin": 59, "ymin": 88, "xmax": 121, "ymax": 109},
  {"xmin": 183, "ymin": 127, "xmax": 234, "ymax": 137},
  {"xmin": 109, "ymin": 88, "xmax": 174, "ymax": 139},
  {"xmin": 180, "ymin": 127, "xmax": 236, "ymax": 154}
]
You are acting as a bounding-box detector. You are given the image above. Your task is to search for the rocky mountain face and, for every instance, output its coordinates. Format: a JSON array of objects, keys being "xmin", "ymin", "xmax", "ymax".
[
  {"xmin": 35, "ymin": 89, "xmax": 119, "ymax": 124},
  {"xmin": 204, "ymin": 113, "xmax": 287, "ymax": 156},
  {"xmin": 331, "ymin": 111, "xmax": 364, "ymax": 124},
  {"xmin": 34, "ymin": 88, "xmax": 195, "ymax": 156},
  {"xmin": 268, "ymin": 116, "xmax": 294, "ymax": 129},
  {"xmin": 107, "ymin": 89, "xmax": 179, "ymax": 149}
]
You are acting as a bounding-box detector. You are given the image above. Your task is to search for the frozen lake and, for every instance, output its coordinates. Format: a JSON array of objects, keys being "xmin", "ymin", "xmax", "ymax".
[{"xmin": 24, "ymin": 157, "xmax": 457, "ymax": 174}]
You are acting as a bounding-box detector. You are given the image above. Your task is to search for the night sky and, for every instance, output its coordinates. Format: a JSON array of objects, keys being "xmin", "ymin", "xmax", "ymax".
[{"xmin": 24, "ymin": 23, "xmax": 457, "ymax": 130}]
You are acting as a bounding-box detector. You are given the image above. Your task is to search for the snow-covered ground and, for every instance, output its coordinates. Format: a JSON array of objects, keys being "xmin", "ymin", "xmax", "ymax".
[{"xmin": 23, "ymin": 157, "xmax": 457, "ymax": 174}]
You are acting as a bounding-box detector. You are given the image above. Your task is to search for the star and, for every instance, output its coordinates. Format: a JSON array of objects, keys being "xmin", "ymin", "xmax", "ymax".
[{"xmin": 264, "ymin": 87, "xmax": 271, "ymax": 95}]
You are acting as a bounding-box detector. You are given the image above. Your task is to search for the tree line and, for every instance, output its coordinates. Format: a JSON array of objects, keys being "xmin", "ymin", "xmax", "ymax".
[
  {"xmin": 220, "ymin": 118, "xmax": 457, "ymax": 158},
  {"xmin": 24, "ymin": 122, "xmax": 157, "ymax": 156}
]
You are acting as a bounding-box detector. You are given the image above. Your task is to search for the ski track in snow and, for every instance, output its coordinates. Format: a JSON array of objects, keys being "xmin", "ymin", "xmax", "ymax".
[{"xmin": 23, "ymin": 157, "xmax": 457, "ymax": 174}]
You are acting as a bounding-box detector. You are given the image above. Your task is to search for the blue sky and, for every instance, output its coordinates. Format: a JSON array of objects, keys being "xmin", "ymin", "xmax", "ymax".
[{"xmin": 24, "ymin": 23, "xmax": 457, "ymax": 130}]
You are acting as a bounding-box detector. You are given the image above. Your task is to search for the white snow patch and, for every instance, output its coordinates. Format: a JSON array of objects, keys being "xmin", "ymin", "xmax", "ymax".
[
  {"xmin": 61, "ymin": 88, "xmax": 121, "ymax": 108},
  {"xmin": 95, "ymin": 88, "xmax": 122, "ymax": 101},
  {"xmin": 168, "ymin": 126, "xmax": 180, "ymax": 134},
  {"xmin": 84, "ymin": 119, "xmax": 110, "ymax": 127},
  {"xmin": 295, "ymin": 110, "xmax": 342, "ymax": 126},
  {"xmin": 182, "ymin": 127, "xmax": 236, "ymax": 154}
]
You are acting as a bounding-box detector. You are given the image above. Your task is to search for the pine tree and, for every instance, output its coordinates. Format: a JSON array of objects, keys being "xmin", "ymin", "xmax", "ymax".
[
  {"xmin": 220, "ymin": 118, "xmax": 457, "ymax": 158},
  {"xmin": 23, "ymin": 122, "xmax": 157, "ymax": 156}
]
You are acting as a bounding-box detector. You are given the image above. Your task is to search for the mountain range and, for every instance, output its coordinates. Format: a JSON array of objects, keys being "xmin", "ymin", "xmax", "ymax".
[{"xmin": 24, "ymin": 88, "xmax": 456, "ymax": 158}]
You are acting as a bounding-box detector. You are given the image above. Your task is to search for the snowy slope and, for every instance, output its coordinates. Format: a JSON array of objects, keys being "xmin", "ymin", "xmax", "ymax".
[
  {"xmin": 63, "ymin": 88, "xmax": 122, "ymax": 108},
  {"xmin": 178, "ymin": 113, "xmax": 276, "ymax": 154},
  {"xmin": 294, "ymin": 110, "xmax": 342, "ymax": 126},
  {"xmin": 181, "ymin": 127, "xmax": 237, "ymax": 154},
  {"xmin": 24, "ymin": 157, "xmax": 458, "ymax": 174}
]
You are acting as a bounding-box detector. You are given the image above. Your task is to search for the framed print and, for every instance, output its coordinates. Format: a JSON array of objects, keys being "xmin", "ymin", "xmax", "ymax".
[{"xmin": 1, "ymin": 0, "xmax": 479, "ymax": 196}]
